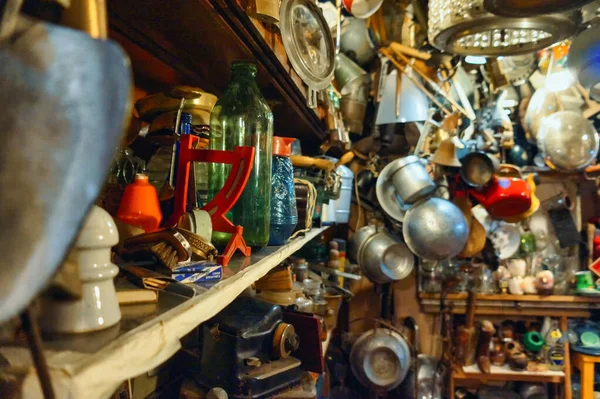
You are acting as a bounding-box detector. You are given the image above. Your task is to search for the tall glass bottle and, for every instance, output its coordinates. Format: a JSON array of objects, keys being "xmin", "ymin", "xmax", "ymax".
[{"xmin": 208, "ymin": 62, "xmax": 273, "ymax": 248}]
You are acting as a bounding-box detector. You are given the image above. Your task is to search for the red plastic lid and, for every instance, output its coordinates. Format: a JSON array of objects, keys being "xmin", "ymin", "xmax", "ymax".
[{"xmin": 273, "ymin": 136, "xmax": 295, "ymax": 157}]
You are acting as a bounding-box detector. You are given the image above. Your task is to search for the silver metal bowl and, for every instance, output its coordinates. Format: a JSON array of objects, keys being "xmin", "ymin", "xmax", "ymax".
[
  {"xmin": 358, "ymin": 230, "xmax": 414, "ymax": 284},
  {"xmin": 350, "ymin": 328, "xmax": 411, "ymax": 391},
  {"xmin": 403, "ymin": 197, "xmax": 469, "ymax": 261}
]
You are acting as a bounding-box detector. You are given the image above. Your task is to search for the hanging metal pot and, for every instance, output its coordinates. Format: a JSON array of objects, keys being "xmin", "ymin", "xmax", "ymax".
[
  {"xmin": 382, "ymin": 156, "xmax": 436, "ymax": 205},
  {"xmin": 349, "ymin": 226, "xmax": 414, "ymax": 284},
  {"xmin": 403, "ymin": 197, "xmax": 469, "ymax": 261}
]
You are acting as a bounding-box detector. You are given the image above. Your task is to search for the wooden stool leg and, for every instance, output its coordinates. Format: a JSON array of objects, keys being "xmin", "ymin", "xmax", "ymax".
[
  {"xmin": 560, "ymin": 317, "xmax": 572, "ymax": 399},
  {"xmin": 449, "ymin": 375, "xmax": 455, "ymax": 399},
  {"xmin": 580, "ymin": 361, "xmax": 595, "ymax": 399}
]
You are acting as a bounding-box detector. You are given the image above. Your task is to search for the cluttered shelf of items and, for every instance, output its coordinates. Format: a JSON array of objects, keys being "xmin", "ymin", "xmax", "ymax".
[
  {"xmin": 0, "ymin": 227, "xmax": 329, "ymax": 398},
  {"xmin": 418, "ymin": 293, "xmax": 600, "ymax": 317}
]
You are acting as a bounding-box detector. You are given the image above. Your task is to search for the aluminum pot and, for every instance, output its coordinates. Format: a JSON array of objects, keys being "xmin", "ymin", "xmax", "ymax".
[
  {"xmin": 460, "ymin": 151, "xmax": 499, "ymax": 188},
  {"xmin": 349, "ymin": 226, "xmax": 414, "ymax": 284},
  {"xmin": 403, "ymin": 197, "xmax": 469, "ymax": 261},
  {"xmin": 350, "ymin": 328, "xmax": 411, "ymax": 391},
  {"xmin": 349, "ymin": 225, "xmax": 377, "ymax": 263},
  {"xmin": 359, "ymin": 231, "xmax": 414, "ymax": 283},
  {"xmin": 340, "ymin": 97, "xmax": 367, "ymax": 134},
  {"xmin": 386, "ymin": 156, "xmax": 436, "ymax": 205}
]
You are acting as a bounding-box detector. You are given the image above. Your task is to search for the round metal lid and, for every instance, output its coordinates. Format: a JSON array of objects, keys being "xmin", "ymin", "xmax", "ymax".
[
  {"xmin": 483, "ymin": 0, "xmax": 596, "ymax": 18},
  {"xmin": 280, "ymin": 0, "xmax": 335, "ymax": 90}
]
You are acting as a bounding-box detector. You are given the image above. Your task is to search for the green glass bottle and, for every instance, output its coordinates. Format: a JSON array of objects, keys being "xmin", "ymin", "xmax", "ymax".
[{"xmin": 208, "ymin": 62, "xmax": 273, "ymax": 248}]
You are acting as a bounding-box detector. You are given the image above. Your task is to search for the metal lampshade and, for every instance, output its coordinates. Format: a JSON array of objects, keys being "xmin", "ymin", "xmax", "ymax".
[
  {"xmin": 483, "ymin": 0, "xmax": 596, "ymax": 18},
  {"xmin": 375, "ymin": 69, "xmax": 430, "ymax": 124},
  {"xmin": 428, "ymin": 0, "xmax": 577, "ymax": 56}
]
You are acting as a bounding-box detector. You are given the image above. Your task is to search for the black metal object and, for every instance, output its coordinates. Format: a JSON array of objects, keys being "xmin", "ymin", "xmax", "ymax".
[{"xmin": 194, "ymin": 296, "xmax": 302, "ymax": 398}]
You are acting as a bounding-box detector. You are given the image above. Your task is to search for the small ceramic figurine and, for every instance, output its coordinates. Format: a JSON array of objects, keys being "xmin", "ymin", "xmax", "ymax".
[
  {"xmin": 508, "ymin": 276, "xmax": 524, "ymax": 295},
  {"xmin": 522, "ymin": 276, "xmax": 538, "ymax": 294},
  {"xmin": 507, "ymin": 258, "xmax": 527, "ymax": 278},
  {"xmin": 490, "ymin": 338, "xmax": 506, "ymax": 366},
  {"xmin": 493, "ymin": 265, "xmax": 510, "ymax": 281},
  {"xmin": 535, "ymin": 270, "xmax": 555, "ymax": 295},
  {"xmin": 500, "ymin": 321, "xmax": 516, "ymax": 341}
]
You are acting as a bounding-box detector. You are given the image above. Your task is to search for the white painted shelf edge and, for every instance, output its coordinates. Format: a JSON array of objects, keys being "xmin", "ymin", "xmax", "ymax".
[{"xmin": 2, "ymin": 227, "xmax": 328, "ymax": 399}]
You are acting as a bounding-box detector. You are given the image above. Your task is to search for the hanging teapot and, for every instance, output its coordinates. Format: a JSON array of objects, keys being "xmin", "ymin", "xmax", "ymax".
[{"xmin": 468, "ymin": 165, "xmax": 532, "ymax": 220}]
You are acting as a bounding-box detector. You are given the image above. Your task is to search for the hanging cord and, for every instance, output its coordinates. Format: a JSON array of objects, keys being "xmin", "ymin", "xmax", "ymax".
[
  {"xmin": 21, "ymin": 307, "xmax": 55, "ymax": 399},
  {"xmin": 354, "ymin": 172, "xmax": 363, "ymax": 232},
  {"xmin": 289, "ymin": 178, "xmax": 317, "ymax": 240}
]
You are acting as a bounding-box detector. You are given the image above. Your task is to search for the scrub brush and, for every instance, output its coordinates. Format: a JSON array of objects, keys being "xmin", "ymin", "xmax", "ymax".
[{"xmin": 120, "ymin": 229, "xmax": 191, "ymax": 270}]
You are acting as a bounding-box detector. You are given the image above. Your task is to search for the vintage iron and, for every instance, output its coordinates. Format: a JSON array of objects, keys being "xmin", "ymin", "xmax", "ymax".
[{"xmin": 0, "ymin": 0, "xmax": 132, "ymax": 323}]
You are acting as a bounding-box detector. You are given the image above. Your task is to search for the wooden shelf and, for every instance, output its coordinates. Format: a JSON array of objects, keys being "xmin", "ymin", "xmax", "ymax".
[
  {"xmin": 450, "ymin": 363, "xmax": 567, "ymax": 399},
  {"xmin": 107, "ymin": 0, "xmax": 326, "ymax": 152},
  {"xmin": 419, "ymin": 293, "xmax": 600, "ymax": 303},
  {"xmin": 455, "ymin": 364, "xmax": 565, "ymax": 383},
  {"xmin": 418, "ymin": 293, "xmax": 600, "ymax": 317},
  {"xmin": 0, "ymin": 227, "xmax": 329, "ymax": 399}
]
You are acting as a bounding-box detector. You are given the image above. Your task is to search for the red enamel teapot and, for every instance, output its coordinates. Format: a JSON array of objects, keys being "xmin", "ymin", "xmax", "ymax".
[{"xmin": 468, "ymin": 165, "xmax": 532, "ymax": 219}]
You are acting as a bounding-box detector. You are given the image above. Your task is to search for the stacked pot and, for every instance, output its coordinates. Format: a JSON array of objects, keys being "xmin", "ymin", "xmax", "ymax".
[
  {"xmin": 349, "ymin": 225, "xmax": 414, "ymax": 284},
  {"xmin": 376, "ymin": 156, "xmax": 469, "ymax": 261}
]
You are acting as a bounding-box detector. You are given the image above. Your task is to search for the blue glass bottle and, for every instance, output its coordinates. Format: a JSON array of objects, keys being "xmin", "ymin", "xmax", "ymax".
[{"xmin": 268, "ymin": 137, "xmax": 298, "ymax": 245}]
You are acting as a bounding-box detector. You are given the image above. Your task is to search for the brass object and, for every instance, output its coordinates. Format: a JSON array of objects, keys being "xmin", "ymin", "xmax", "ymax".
[
  {"xmin": 247, "ymin": 0, "xmax": 280, "ymax": 24},
  {"xmin": 177, "ymin": 228, "xmax": 218, "ymax": 261},
  {"xmin": 61, "ymin": 0, "xmax": 108, "ymax": 39},
  {"xmin": 272, "ymin": 323, "xmax": 299, "ymax": 359},
  {"xmin": 431, "ymin": 138, "xmax": 462, "ymax": 168},
  {"xmin": 135, "ymin": 88, "xmax": 217, "ymax": 123}
]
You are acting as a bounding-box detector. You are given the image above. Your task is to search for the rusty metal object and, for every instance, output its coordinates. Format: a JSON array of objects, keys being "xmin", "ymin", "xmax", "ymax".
[
  {"xmin": 21, "ymin": 307, "xmax": 55, "ymax": 399},
  {"xmin": 0, "ymin": 16, "xmax": 131, "ymax": 322}
]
